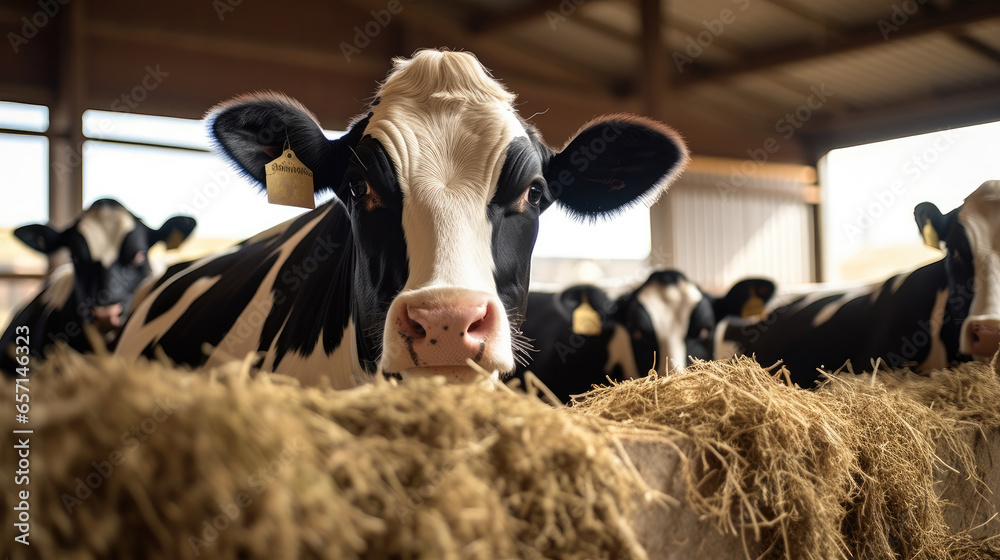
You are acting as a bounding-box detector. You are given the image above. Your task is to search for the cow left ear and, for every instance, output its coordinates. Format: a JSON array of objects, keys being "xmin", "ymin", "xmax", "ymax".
[
  {"xmin": 544, "ymin": 115, "xmax": 689, "ymax": 219},
  {"xmin": 13, "ymin": 224, "xmax": 63, "ymax": 254},
  {"xmin": 914, "ymin": 202, "xmax": 947, "ymax": 249},
  {"xmin": 150, "ymin": 216, "xmax": 197, "ymax": 250}
]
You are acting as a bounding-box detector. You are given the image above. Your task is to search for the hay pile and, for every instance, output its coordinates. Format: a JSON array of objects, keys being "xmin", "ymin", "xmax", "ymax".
[
  {"xmin": 4, "ymin": 349, "xmax": 1000, "ymax": 560},
  {"xmin": 574, "ymin": 356, "xmax": 1000, "ymax": 560},
  {"xmin": 0, "ymin": 350, "xmax": 648, "ymax": 560}
]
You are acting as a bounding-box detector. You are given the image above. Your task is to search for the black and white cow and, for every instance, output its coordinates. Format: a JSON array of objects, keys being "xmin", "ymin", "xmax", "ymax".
[
  {"xmin": 514, "ymin": 285, "xmax": 641, "ymax": 403},
  {"xmin": 514, "ymin": 271, "xmax": 775, "ymax": 403},
  {"xmin": 717, "ymin": 181, "xmax": 1000, "ymax": 388},
  {"xmin": 0, "ymin": 199, "xmax": 196, "ymax": 374},
  {"xmin": 114, "ymin": 50, "xmax": 689, "ymax": 388}
]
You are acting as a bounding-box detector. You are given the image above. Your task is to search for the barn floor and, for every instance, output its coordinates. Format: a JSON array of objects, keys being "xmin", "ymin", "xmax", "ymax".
[{"xmin": 2, "ymin": 350, "xmax": 1000, "ymax": 559}]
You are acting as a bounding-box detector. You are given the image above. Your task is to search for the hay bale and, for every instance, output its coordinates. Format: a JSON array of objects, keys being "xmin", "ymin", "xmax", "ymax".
[
  {"xmin": 6, "ymin": 349, "xmax": 1000, "ymax": 560},
  {"xmin": 0, "ymin": 350, "xmax": 651, "ymax": 560},
  {"xmin": 574, "ymin": 356, "xmax": 1000, "ymax": 560}
]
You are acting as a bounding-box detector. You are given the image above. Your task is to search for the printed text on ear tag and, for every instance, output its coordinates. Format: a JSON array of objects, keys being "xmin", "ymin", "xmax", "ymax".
[{"xmin": 265, "ymin": 149, "xmax": 315, "ymax": 209}]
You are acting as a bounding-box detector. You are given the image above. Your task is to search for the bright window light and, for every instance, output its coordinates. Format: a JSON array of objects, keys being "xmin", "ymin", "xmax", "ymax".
[
  {"xmin": 0, "ymin": 101, "xmax": 48, "ymax": 132},
  {"xmin": 0, "ymin": 133, "xmax": 48, "ymax": 228},
  {"xmin": 534, "ymin": 203, "xmax": 651, "ymax": 260},
  {"xmin": 83, "ymin": 110, "xmax": 211, "ymax": 150},
  {"xmin": 82, "ymin": 140, "xmax": 326, "ymax": 240},
  {"xmin": 821, "ymin": 119, "xmax": 1000, "ymax": 282}
]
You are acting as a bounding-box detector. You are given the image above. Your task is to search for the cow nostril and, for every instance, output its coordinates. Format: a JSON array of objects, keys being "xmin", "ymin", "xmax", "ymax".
[{"xmin": 409, "ymin": 319, "xmax": 425, "ymax": 336}]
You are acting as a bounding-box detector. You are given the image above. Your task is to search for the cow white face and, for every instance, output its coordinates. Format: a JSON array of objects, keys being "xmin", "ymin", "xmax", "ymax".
[
  {"xmin": 618, "ymin": 270, "xmax": 716, "ymax": 376},
  {"xmin": 916, "ymin": 180, "xmax": 1000, "ymax": 361},
  {"xmin": 13, "ymin": 199, "xmax": 196, "ymax": 331},
  {"xmin": 208, "ymin": 49, "xmax": 689, "ymax": 382}
]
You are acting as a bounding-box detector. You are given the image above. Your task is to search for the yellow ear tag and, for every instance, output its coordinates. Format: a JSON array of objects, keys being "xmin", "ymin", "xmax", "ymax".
[
  {"xmin": 741, "ymin": 292, "xmax": 766, "ymax": 319},
  {"xmin": 165, "ymin": 229, "xmax": 184, "ymax": 250},
  {"xmin": 265, "ymin": 146, "xmax": 315, "ymax": 210},
  {"xmin": 572, "ymin": 296, "xmax": 602, "ymax": 336},
  {"xmin": 922, "ymin": 219, "xmax": 940, "ymax": 250}
]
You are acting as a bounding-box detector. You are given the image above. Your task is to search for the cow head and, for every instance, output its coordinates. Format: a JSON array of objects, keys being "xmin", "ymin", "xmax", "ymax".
[
  {"xmin": 208, "ymin": 50, "xmax": 688, "ymax": 382},
  {"xmin": 616, "ymin": 270, "xmax": 715, "ymax": 375},
  {"xmin": 618, "ymin": 271, "xmax": 776, "ymax": 375},
  {"xmin": 14, "ymin": 199, "xmax": 197, "ymax": 332},
  {"xmin": 915, "ymin": 180, "xmax": 1000, "ymax": 361}
]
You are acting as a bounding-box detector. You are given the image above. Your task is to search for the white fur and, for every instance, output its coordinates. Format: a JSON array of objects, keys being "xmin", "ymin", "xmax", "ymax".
[
  {"xmin": 605, "ymin": 323, "xmax": 642, "ymax": 379},
  {"xmin": 262, "ymin": 320, "xmax": 359, "ymax": 389},
  {"xmin": 713, "ymin": 317, "xmax": 740, "ymax": 361},
  {"xmin": 918, "ymin": 289, "xmax": 950, "ymax": 370},
  {"xmin": 38, "ymin": 264, "xmax": 75, "ymax": 310},
  {"xmin": 76, "ymin": 205, "xmax": 136, "ymax": 267},
  {"xmin": 958, "ymin": 181, "xmax": 1000, "ymax": 358}
]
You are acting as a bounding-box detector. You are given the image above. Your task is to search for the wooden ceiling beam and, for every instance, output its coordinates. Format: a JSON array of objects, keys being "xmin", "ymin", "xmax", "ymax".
[
  {"xmin": 950, "ymin": 33, "xmax": 1000, "ymax": 68},
  {"xmin": 675, "ymin": 1, "xmax": 1000, "ymax": 87},
  {"xmin": 467, "ymin": 1, "xmax": 556, "ymax": 35},
  {"xmin": 801, "ymin": 80, "xmax": 1000, "ymax": 158},
  {"xmin": 755, "ymin": 0, "xmax": 846, "ymax": 37},
  {"xmin": 338, "ymin": 0, "xmax": 618, "ymax": 97},
  {"xmin": 86, "ymin": 19, "xmax": 388, "ymax": 76}
]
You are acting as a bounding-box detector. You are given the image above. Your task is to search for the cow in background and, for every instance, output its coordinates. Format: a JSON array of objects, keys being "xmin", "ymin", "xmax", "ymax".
[
  {"xmin": 0, "ymin": 199, "xmax": 196, "ymax": 374},
  {"xmin": 716, "ymin": 181, "xmax": 1000, "ymax": 388},
  {"xmin": 515, "ymin": 271, "xmax": 775, "ymax": 403},
  {"xmin": 114, "ymin": 50, "xmax": 690, "ymax": 387}
]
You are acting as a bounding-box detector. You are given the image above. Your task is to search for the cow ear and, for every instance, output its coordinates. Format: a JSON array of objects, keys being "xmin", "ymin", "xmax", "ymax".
[
  {"xmin": 713, "ymin": 278, "xmax": 776, "ymax": 320},
  {"xmin": 544, "ymin": 114, "xmax": 688, "ymax": 219},
  {"xmin": 150, "ymin": 216, "xmax": 197, "ymax": 250},
  {"xmin": 207, "ymin": 92, "xmax": 369, "ymax": 195},
  {"xmin": 914, "ymin": 202, "xmax": 946, "ymax": 249},
  {"xmin": 14, "ymin": 224, "xmax": 63, "ymax": 254}
]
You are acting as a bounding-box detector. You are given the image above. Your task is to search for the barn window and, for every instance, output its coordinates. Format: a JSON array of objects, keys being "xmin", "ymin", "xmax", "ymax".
[
  {"xmin": 0, "ymin": 101, "xmax": 50, "ymax": 327},
  {"xmin": 819, "ymin": 119, "xmax": 1000, "ymax": 283}
]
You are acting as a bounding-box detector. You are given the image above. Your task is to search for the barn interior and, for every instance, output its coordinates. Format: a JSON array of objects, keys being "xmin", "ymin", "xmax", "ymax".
[
  {"xmin": 3, "ymin": 0, "xmax": 1000, "ymax": 557},
  {"xmin": 3, "ymin": 0, "xmax": 1000, "ymax": 312}
]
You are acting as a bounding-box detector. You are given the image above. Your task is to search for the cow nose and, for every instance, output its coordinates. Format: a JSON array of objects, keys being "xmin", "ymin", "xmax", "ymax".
[
  {"xmin": 968, "ymin": 320, "xmax": 1000, "ymax": 358},
  {"xmin": 396, "ymin": 297, "xmax": 498, "ymax": 367},
  {"xmin": 92, "ymin": 303, "xmax": 124, "ymax": 333}
]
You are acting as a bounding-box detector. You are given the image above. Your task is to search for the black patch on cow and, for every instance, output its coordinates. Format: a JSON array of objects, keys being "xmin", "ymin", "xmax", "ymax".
[
  {"xmin": 343, "ymin": 136, "xmax": 408, "ymax": 374},
  {"xmin": 262, "ymin": 204, "xmax": 354, "ymax": 369},
  {"xmin": 142, "ymin": 205, "xmax": 352, "ymax": 368},
  {"xmin": 722, "ymin": 262, "xmax": 956, "ymax": 388},
  {"xmin": 514, "ymin": 287, "xmax": 627, "ymax": 403},
  {"xmin": 684, "ymin": 295, "xmax": 715, "ymax": 363},
  {"xmin": 490, "ymin": 137, "xmax": 546, "ymax": 337},
  {"xmin": 146, "ymin": 251, "xmax": 280, "ymax": 366}
]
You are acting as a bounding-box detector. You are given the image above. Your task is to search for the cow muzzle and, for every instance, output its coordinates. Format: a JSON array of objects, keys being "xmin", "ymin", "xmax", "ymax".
[
  {"xmin": 92, "ymin": 303, "xmax": 124, "ymax": 333},
  {"xmin": 382, "ymin": 287, "xmax": 513, "ymax": 381},
  {"xmin": 966, "ymin": 318, "xmax": 1000, "ymax": 360}
]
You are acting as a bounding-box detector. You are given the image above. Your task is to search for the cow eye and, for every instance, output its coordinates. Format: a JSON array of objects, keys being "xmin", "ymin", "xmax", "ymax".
[
  {"xmin": 524, "ymin": 183, "xmax": 543, "ymax": 206},
  {"xmin": 348, "ymin": 179, "xmax": 369, "ymax": 200}
]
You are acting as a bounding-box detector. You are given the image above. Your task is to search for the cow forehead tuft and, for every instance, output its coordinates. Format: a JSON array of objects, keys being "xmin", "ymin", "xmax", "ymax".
[
  {"xmin": 381, "ymin": 50, "xmax": 516, "ymax": 108},
  {"xmin": 366, "ymin": 50, "xmax": 530, "ymax": 201},
  {"xmin": 76, "ymin": 205, "xmax": 137, "ymax": 267}
]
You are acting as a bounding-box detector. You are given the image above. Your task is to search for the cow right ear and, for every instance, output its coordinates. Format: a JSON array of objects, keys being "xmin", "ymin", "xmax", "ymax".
[
  {"xmin": 914, "ymin": 202, "xmax": 946, "ymax": 249},
  {"xmin": 14, "ymin": 224, "xmax": 63, "ymax": 254},
  {"xmin": 713, "ymin": 278, "xmax": 776, "ymax": 320}
]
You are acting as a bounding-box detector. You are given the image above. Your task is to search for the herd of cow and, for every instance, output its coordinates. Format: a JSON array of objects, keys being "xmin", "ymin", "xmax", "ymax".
[{"xmin": 2, "ymin": 50, "xmax": 998, "ymax": 403}]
